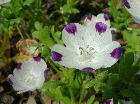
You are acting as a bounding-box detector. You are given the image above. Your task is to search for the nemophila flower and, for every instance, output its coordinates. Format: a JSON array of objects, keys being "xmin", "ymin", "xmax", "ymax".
[
  {"xmin": 51, "ymin": 13, "xmax": 122, "ymax": 70},
  {"xmin": 8, "ymin": 57, "xmax": 47, "ymax": 93},
  {"xmin": 0, "ymin": 0, "xmax": 11, "ymax": 5},
  {"xmin": 123, "ymin": 0, "xmax": 140, "ymax": 23}
]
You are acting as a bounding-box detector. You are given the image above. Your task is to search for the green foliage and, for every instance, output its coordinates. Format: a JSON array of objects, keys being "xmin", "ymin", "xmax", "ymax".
[
  {"xmin": 122, "ymin": 29, "xmax": 140, "ymax": 53},
  {"xmin": 41, "ymin": 69, "xmax": 96, "ymax": 104},
  {"xmin": 109, "ymin": 0, "xmax": 140, "ymax": 54},
  {"xmin": 109, "ymin": 0, "xmax": 132, "ymax": 30},
  {"xmin": 32, "ymin": 22, "xmax": 55, "ymax": 47},
  {"xmin": 93, "ymin": 53, "xmax": 140, "ymax": 103}
]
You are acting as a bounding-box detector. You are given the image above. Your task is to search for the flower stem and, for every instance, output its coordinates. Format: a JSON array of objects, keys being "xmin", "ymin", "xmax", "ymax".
[{"xmin": 16, "ymin": 25, "xmax": 24, "ymax": 39}]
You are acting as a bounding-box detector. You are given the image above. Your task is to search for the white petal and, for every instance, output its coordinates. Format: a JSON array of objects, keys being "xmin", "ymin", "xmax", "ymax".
[
  {"xmin": 75, "ymin": 54, "xmax": 117, "ymax": 70},
  {"xmin": 52, "ymin": 44, "xmax": 78, "ymax": 56},
  {"xmin": 8, "ymin": 75, "xmax": 27, "ymax": 92},
  {"xmin": 52, "ymin": 44, "xmax": 80, "ymax": 68},
  {"xmin": 93, "ymin": 54, "xmax": 118, "ymax": 68},
  {"xmin": 96, "ymin": 13, "xmax": 110, "ymax": 27},
  {"xmin": 84, "ymin": 15, "xmax": 96, "ymax": 25},
  {"xmin": 87, "ymin": 29, "xmax": 112, "ymax": 52},
  {"xmin": 101, "ymin": 41, "xmax": 121, "ymax": 54},
  {"xmin": 62, "ymin": 23, "xmax": 84, "ymax": 49}
]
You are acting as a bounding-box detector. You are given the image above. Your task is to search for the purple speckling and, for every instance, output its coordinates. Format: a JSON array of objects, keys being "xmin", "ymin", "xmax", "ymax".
[
  {"xmin": 33, "ymin": 57, "xmax": 41, "ymax": 62},
  {"xmin": 65, "ymin": 23, "xmax": 77, "ymax": 35},
  {"xmin": 111, "ymin": 30, "xmax": 116, "ymax": 34},
  {"xmin": 16, "ymin": 63, "xmax": 22, "ymax": 70},
  {"xmin": 82, "ymin": 67, "xmax": 95, "ymax": 71},
  {"xmin": 110, "ymin": 47, "xmax": 123, "ymax": 59},
  {"xmin": 95, "ymin": 22, "xmax": 107, "ymax": 33},
  {"xmin": 7, "ymin": 78, "xmax": 13, "ymax": 85},
  {"xmin": 104, "ymin": 14, "xmax": 109, "ymax": 21},
  {"xmin": 123, "ymin": 0, "xmax": 130, "ymax": 9},
  {"xmin": 87, "ymin": 15, "xmax": 92, "ymax": 20},
  {"xmin": 51, "ymin": 51, "xmax": 62, "ymax": 61}
]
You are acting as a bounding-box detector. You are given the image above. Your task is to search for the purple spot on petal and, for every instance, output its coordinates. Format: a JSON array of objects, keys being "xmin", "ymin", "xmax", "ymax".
[
  {"xmin": 82, "ymin": 67, "xmax": 95, "ymax": 71},
  {"xmin": 7, "ymin": 78, "xmax": 13, "ymax": 85},
  {"xmin": 95, "ymin": 22, "xmax": 107, "ymax": 33},
  {"xmin": 33, "ymin": 57, "xmax": 41, "ymax": 62},
  {"xmin": 65, "ymin": 23, "xmax": 77, "ymax": 35},
  {"xmin": 104, "ymin": 14, "xmax": 109, "ymax": 21},
  {"xmin": 103, "ymin": 99, "xmax": 112, "ymax": 104},
  {"xmin": 51, "ymin": 51, "xmax": 62, "ymax": 61},
  {"xmin": 87, "ymin": 15, "xmax": 92, "ymax": 20},
  {"xmin": 16, "ymin": 63, "xmax": 22, "ymax": 70},
  {"xmin": 111, "ymin": 30, "xmax": 116, "ymax": 34},
  {"xmin": 123, "ymin": 0, "xmax": 130, "ymax": 9},
  {"xmin": 111, "ymin": 47, "xmax": 123, "ymax": 59}
]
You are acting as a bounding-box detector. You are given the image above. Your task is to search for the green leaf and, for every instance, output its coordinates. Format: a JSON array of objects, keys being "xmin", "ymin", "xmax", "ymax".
[
  {"xmin": 119, "ymin": 52, "xmax": 134, "ymax": 67},
  {"xmin": 119, "ymin": 52, "xmax": 139, "ymax": 81},
  {"xmin": 23, "ymin": 0, "xmax": 34, "ymax": 6},
  {"xmin": 34, "ymin": 21, "xmax": 43, "ymax": 30},
  {"xmin": 87, "ymin": 95, "xmax": 95, "ymax": 104},
  {"xmin": 32, "ymin": 26, "xmax": 55, "ymax": 47}
]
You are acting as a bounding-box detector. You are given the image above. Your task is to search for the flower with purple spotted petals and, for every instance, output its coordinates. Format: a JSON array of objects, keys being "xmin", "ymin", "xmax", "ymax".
[
  {"xmin": 104, "ymin": 14, "xmax": 109, "ymax": 21},
  {"xmin": 65, "ymin": 23, "xmax": 77, "ymax": 35},
  {"xmin": 82, "ymin": 67, "xmax": 95, "ymax": 71},
  {"xmin": 123, "ymin": 0, "xmax": 130, "ymax": 9},
  {"xmin": 51, "ymin": 51, "xmax": 62, "ymax": 62},
  {"xmin": 52, "ymin": 13, "xmax": 121, "ymax": 70},
  {"xmin": 95, "ymin": 22, "xmax": 107, "ymax": 33},
  {"xmin": 111, "ymin": 47, "xmax": 123, "ymax": 59},
  {"xmin": 87, "ymin": 15, "xmax": 92, "ymax": 20},
  {"xmin": 8, "ymin": 57, "xmax": 47, "ymax": 93},
  {"xmin": 123, "ymin": 0, "xmax": 140, "ymax": 24}
]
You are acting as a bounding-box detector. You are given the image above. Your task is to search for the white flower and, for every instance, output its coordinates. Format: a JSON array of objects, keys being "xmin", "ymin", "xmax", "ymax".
[
  {"xmin": 8, "ymin": 57, "xmax": 47, "ymax": 93},
  {"xmin": 51, "ymin": 13, "xmax": 122, "ymax": 71},
  {"xmin": 123, "ymin": 0, "xmax": 140, "ymax": 23},
  {"xmin": 0, "ymin": 0, "xmax": 11, "ymax": 5}
]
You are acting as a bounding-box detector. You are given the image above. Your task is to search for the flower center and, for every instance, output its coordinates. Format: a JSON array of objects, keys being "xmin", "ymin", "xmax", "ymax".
[
  {"xmin": 24, "ymin": 74, "xmax": 37, "ymax": 88},
  {"xmin": 79, "ymin": 45, "xmax": 96, "ymax": 62}
]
